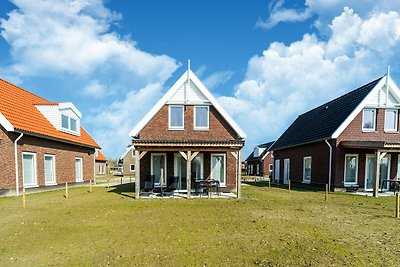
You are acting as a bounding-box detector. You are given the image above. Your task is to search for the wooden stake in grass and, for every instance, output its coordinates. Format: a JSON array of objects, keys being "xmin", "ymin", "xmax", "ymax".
[
  {"xmin": 268, "ymin": 179, "xmax": 271, "ymax": 188},
  {"xmin": 396, "ymin": 193, "xmax": 399, "ymax": 219},
  {"xmin": 22, "ymin": 187, "xmax": 26, "ymax": 208},
  {"xmin": 65, "ymin": 182, "xmax": 68, "ymax": 198},
  {"xmin": 107, "ymin": 179, "xmax": 110, "ymax": 188},
  {"xmin": 325, "ymin": 184, "xmax": 328, "ymax": 202},
  {"xmin": 288, "ymin": 179, "xmax": 291, "ymax": 193},
  {"xmin": 89, "ymin": 180, "xmax": 92, "ymax": 193}
]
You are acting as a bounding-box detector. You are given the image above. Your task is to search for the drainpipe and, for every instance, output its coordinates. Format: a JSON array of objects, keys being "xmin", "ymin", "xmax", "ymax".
[
  {"xmin": 325, "ymin": 139, "xmax": 332, "ymax": 192},
  {"xmin": 14, "ymin": 132, "xmax": 24, "ymax": 196}
]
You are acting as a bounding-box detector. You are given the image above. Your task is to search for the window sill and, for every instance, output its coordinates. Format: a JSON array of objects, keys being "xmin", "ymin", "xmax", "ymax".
[
  {"xmin": 194, "ymin": 128, "xmax": 209, "ymax": 131},
  {"xmin": 45, "ymin": 182, "xmax": 57, "ymax": 186},
  {"xmin": 24, "ymin": 184, "xmax": 39, "ymax": 188},
  {"xmin": 344, "ymin": 183, "xmax": 358, "ymax": 187},
  {"xmin": 384, "ymin": 130, "xmax": 398, "ymax": 133},
  {"xmin": 302, "ymin": 180, "xmax": 311, "ymax": 184},
  {"xmin": 168, "ymin": 128, "xmax": 184, "ymax": 131},
  {"xmin": 362, "ymin": 130, "xmax": 376, "ymax": 133},
  {"xmin": 76, "ymin": 180, "xmax": 84, "ymax": 183}
]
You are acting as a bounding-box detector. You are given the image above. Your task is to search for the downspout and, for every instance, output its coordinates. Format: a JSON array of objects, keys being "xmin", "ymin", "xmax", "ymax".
[
  {"xmin": 325, "ymin": 139, "xmax": 332, "ymax": 192},
  {"xmin": 14, "ymin": 132, "xmax": 24, "ymax": 196}
]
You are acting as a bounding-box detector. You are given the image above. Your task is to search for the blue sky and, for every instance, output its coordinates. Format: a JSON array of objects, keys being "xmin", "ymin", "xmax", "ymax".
[{"xmin": 1, "ymin": 0, "xmax": 400, "ymax": 159}]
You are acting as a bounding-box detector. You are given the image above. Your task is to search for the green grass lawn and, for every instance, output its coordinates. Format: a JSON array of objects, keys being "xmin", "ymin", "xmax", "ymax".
[{"xmin": 1, "ymin": 183, "xmax": 399, "ymax": 266}]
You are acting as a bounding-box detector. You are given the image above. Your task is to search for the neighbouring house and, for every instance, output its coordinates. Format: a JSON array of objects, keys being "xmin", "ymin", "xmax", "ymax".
[
  {"xmin": 0, "ymin": 78, "xmax": 100, "ymax": 196},
  {"xmin": 95, "ymin": 150, "xmax": 108, "ymax": 176},
  {"xmin": 120, "ymin": 145, "xmax": 136, "ymax": 177},
  {"xmin": 245, "ymin": 141, "xmax": 274, "ymax": 177},
  {"xmin": 270, "ymin": 75, "xmax": 400, "ymax": 195},
  {"xmin": 129, "ymin": 67, "xmax": 246, "ymax": 198}
]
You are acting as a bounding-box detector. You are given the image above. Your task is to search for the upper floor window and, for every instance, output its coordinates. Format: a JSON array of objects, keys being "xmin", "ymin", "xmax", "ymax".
[
  {"xmin": 169, "ymin": 105, "xmax": 184, "ymax": 129},
  {"xmin": 384, "ymin": 109, "xmax": 398, "ymax": 132},
  {"xmin": 61, "ymin": 114, "xmax": 79, "ymax": 134},
  {"xmin": 194, "ymin": 106, "xmax": 209, "ymax": 129},
  {"xmin": 362, "ymin": 109, "xmax": 376, "ymax": 131}
]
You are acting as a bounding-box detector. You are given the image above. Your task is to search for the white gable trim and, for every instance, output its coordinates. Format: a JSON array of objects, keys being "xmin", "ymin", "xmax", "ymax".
[
  {"xmin": 0, "ymin": 112, "xmax": 14, "ymax": 131},
  {"xmin": 331, "ymin": 76, "xmax": 391, "ymax": 139},
  {"xmin": 120, "ymin": 146, "xmax": 134, "ymax": 160},
  {"xmin": 261, "ymin": 141, "xmax": 276, "ymax": 160},
  {"xmin": 129, "ymin": 70, "xmax": 246, "ymax": 139}
]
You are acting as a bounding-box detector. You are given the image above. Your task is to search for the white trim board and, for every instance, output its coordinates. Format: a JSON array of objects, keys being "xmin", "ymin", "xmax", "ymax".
[
  {"xmin": 0, "ymin": 112, "xmax": 14, "ymax": 131},
  {"xmin": 129, "ymin": 69, "xmax": 246, "ymax": 139}
]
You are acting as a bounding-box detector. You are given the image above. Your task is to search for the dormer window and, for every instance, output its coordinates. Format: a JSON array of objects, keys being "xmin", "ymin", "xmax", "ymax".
[
  {"xmin": 362, "ymin": 109, "xmax": 376, "ymax": 131},
  {"xmin": 61, "ymin": 114, "xmax": 79, "ymax": 134},
  {"xmin": 194, "ymin": 106, "xmax": 209, "ymax": 130},
  {"xmin": 169, "ymin": 105, "xmax": 184, "ymax": 130}
]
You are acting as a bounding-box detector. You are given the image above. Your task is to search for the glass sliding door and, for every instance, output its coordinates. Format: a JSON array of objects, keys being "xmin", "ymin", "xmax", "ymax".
[
  {"xmin": 174, "ymin": 153, "xmax": 203, "ymax": 191},
  {"xmin": 283, "ymin": 159, "xmax": 290, "ymax": 185},
  {"xmin": 211, "ymin": 154, "xmax": 226, "ymax": 186},
  {"xmin": 364, "ymin": 154, "xmax": 391, "ymax": 191},
  {"xmin": 151, "ymin": 153, "xmax": 167, "ymax": 186},
  {"xmin": 344, "ymin": 154, "xmax": 358, "ymax": 186},
  {"xmin": 275, "ymin": 159, "xmax": 280, "ymax": 183}
]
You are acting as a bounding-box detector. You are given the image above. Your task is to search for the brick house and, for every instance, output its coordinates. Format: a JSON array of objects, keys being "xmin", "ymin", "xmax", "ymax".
[
  {"xmin": 0, "ymin": 78, "xmax": 100, "ymax": 196},
  {"xmin": 245, "ymin": 141, "xmax": 274, "ymax": 177},
  {"xmin": 95, "ymin": 150, "xmax": 108, "ymax": 176},
  {"xmin": 271, "ymin": 75, "xmax": 400, "ymax": 195},
  {"xmin": 129, "ymin": 68, "xmax": 246, "ymax": 198},
  {"xmin": 120, "ymin": 145, "xmax": 136, "ymax": 177}
]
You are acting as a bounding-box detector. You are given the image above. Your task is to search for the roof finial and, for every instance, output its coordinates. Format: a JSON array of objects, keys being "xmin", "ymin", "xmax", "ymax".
[{"xmin": 386, "ymin": 65, "xmax": 390, "ymax": 106}]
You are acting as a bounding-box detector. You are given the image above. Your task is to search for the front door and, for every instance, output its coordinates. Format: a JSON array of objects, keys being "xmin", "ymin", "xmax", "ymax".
[
  {"xmin": 283, "ymin": 159, "xmax": 290, "ymax": 185},
  {"xmin": 365, "ymin": 154, "xmax": 391, "ymax": 191}
]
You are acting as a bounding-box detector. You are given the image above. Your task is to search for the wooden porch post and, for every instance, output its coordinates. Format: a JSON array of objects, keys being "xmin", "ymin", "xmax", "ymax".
[
  {"xmin": 237, "ymin": 149, "xmax": 242, "ymax": 199},
  {"xmin": 187, "ymin": 151, "xmax": 191, "ymax": 199},
  {"xmin": 135, "ymin": 150, "xmax": 140, "ymax": 199},
  {"xmin": 373, "ymin": 150, "xmax": 381, "ymax": 198}
]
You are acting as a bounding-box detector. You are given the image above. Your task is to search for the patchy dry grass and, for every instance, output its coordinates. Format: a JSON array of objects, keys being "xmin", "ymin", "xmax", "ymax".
[{"xmin": 0, "ymin": 182, "xmax": 399, "ymax": 266}]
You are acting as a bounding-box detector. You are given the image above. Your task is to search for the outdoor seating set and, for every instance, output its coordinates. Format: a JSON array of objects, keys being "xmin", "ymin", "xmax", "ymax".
[{"xmin": 142, "ymin": 175, "xmax": 221, "ymax": 198}]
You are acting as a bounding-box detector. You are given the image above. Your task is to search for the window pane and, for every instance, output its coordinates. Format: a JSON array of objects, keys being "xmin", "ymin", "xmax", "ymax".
[
  {"xmin": 44, "ymin": 156, "xmax": 55, "ymax": 183},
  {"xmin": 195, "ymin": 106, "xmax": 208, "ymax": 128},
  {"xmin": 385, "ymin": 110, "xmax": 397, "ymax": 130},
  {"xmin": 170, "ymin": 106, "xmax": 183, "ymax": 127},
  {"xmin": 75, "ymin": 159, "xmax": 82, "ymax": 181},
  {"xmin": 70, "ymin": 118, "xmax": 77, "ymax": 131},
  {"xmin": 212, "ymin": 155, "xmax": 225, "ymax": 184},
  {"xmin": 23, "ymin": 154, "xmax": 35, "ymax": 185},
  {"xmin": 61, "ymin": 115, "xmax": 69, "ymax": 129},
  {"xmin": 130, "ymin": 164, "xmax": 135, "ymax": 171},
  {"xmin": 345, "ymin": 155, "xmax": 357, "ymax": 183},
  {"xmin": 363, "ymin": 110, "xmax": 375, "ymax": 129},
  {"xmin": 304, "ymin": 157, "xmax": 311, "ymax": 181}
]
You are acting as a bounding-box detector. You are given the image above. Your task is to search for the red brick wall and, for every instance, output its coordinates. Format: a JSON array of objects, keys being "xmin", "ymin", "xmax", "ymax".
[
  {"xmin": 0, "ymin": 126, "xmax": 95, "ymax": 190},
  {"xmin": 139, "ymin": 105, "xmax": 239, "ymax": 140},
  {"xmin": 263, "ymin": 153, "xmax": 273, "ymax": 176},
  {"xmin": 122, "ymin": 150, "xmax": 135, "ymax": 177}
]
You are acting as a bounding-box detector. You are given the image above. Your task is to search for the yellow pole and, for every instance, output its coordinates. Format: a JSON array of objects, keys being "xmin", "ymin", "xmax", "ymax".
[
  {"xmin": 288, "ymin": 180, "xmax": 291, "ymax": 193},
  {"xmin": 325, "ymin": 184, "xmax": 328, "ymax": 202},
  {"xmin": 268, "ymin": 179, "xmax": 271, "ymax": 188},
  {"xmin": 65, "ymin": 182, "xmax": 68, "ymax": 198},
  {"xmin": 89, "ymin": 180, "xmax": 92, "ymax": 193},
  {"xmin": 22, "ymin": 187, "xmax": 26, "ymax": 208},
  {"xmin": 396, "ymin": 193, "xmax": 399, "ymax": 219},
  {"xmin": 108, "ymin": 179, "xmax": 110, "ymax": 188}
]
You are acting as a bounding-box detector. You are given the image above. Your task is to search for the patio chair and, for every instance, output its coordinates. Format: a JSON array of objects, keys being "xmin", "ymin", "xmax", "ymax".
[
  {"xmin": 209, "ymin": 180, "xmax": 220, "ymax": 197},
  {"xmin": 142, "ymin": 174, "xmax": 155, "ymax": 193},
  {"xmin": 166, "ymin": 176, "xmax": 178, "ymax": 192}
]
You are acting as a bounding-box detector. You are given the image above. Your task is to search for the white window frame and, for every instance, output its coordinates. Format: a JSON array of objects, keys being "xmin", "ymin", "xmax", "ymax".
[
  {"xmin": 269, "ymin": 164, "xmax": 273, "ymax": 172},
  {"xmin": 256, "ymin": 164, "xmax": 260, "ymax": 175},
  {"xmin": 130, "ymin": 164, "xmax": 135, "ymax": 172},
  {"xmin": 303, "ymin": 156, "xmax": 312, "ymax": 184},
  {"xmin": 75, "ymin": 157, "xmax": 83, "ymax": 182},
  {"xmin": 22, "ymin": 152, "xmax": 38, "ymax": 188},
  {"xmin": 151, "ymin": 153, "xmax": 167, "ymax": 186},
  {"xmin": 168, "ymin": 105, "xmax": 184, "ymax": 130},
  {"xmin": 44, "ymin": 154, "xmax": 56, "ymax": 186},
  {"xmin": 60, "ymin": 114, "xmax": 80, "ymax": 135},
  {"xmin": 384, "ymin": 109, "xmax": 398, "ymax": 132},
  {"xmin": 362, "ymin": 108, "xmax": 376, "ymax": 132},
  {"xmin": 274, "ymin": 159, "xmax": 280, "ymax": 183},
  {"xmin": 344, "ymin": 154, "xmax": 358, "ymax": 185},
  {"xmin": 211, "ymin": 153, "xmax": 226, "ymax": 187},
  {"xmin": 283, "ymin": 158, "xmax": 290, "ymax": 185},
  {"xmin": 194, "ymin": 105, "xmax": 209, "ymax": 130}
]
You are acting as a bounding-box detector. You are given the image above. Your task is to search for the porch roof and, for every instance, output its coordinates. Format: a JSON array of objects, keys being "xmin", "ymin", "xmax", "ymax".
[
  {"xmin": 340, "ymin": 141, "xmax": 400, "ymax": 150},
  {"xmin": 132, "ymin": 139, "xmax": 244, "ymax": 149}
]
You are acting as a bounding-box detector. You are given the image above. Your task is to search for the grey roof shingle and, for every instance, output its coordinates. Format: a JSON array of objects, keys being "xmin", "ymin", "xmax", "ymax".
[
  {"xmin": 270, "ymin": 77, "xmax": 383, "ymax": 151},
  {"xmin": 245, "ymin": 141, "xmax": 275, "ymax": 162}
]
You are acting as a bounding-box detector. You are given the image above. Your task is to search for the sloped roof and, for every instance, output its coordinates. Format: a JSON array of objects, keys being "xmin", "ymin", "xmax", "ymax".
[
  {"xmin": 271, "ymin": 77, "xmax": 383, "ymax": 151},
  {"xmin": 95, "ymin": 150, "xmax": 107, "ymax": 162},
  {"xmin": 245, "ymin": 141, "xmax": 275, "ymax": 162},
  {"xmin": 129, "ymin": 69, "xmax": 246, "ymax": 139},
  {"xmin": 0, "ymin": 78, "xmax": 99, "ymax": 148}
]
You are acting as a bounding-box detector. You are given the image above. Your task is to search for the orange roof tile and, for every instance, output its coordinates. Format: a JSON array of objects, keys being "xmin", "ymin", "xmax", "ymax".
[
  {"xmin": 0, "ymin": 78, "xmax": 100, "ymax": 148},
  {"xmin": 96, "ymin": 150, "xmax": 107, "ymax": 162}
]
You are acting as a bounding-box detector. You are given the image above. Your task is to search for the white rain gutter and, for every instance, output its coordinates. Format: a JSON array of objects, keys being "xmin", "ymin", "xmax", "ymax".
[
  {"xmin": 14, "ymin": 132, "xmax": 24, "ymax": 196},
  {"xmin": 325, "ymin": 139, "xmax": 332, "ymax": 192}
]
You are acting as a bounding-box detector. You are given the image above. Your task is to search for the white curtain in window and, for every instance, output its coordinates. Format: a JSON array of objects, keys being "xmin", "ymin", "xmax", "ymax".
[
  {"xmin": 195, "ymin": 107, "xmax": 208, "ymax": 128},
  {"xmin": 44, "ymin": 156, "xmax": 55, "ymax": 183},
  {"xmin": 170, "ymin": 106, "xmax": 183, "ymax": 127},
  {"xmin": 23, "ymin": 154, "xmax": 35, "ymax": 185}
]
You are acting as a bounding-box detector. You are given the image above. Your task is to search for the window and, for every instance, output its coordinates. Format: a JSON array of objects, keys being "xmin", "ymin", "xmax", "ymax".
[
  {"xmin": 70, "ymin": 118, "xmax": 77, "ymax": 132},
  {"xmin": 61, "ymin": 115, "xmax": 69, "ymax": 129},
  {"xmin": 194, "ymin": 106, "xmax": 209, "ymax": 129},
  {"xmin": 75, "ymin": 158, "xmax": 83, "ymax": 182},
  {"xmin": 44, "ymin": 154, "xmax": 56, "ymax": 185},
  {"xmin": 169, "ymin": 105, "xmax": 184, "ymax": 129},
  {"xmin": 362, "ymin": 109, "xmax": 376, "ymax": 131},
  {"xmin": 275, "ymin": 159, "xmax": 280, "ymax": 183},
  {"xmin": 269, "ymin": 164, "xmax": 273, "ymax": 172},
  {"xmin": 211, "ymin": 154, "xmax": 226, "ymax": 186},
  {"xmin": 256, "ymin": 164, "xmax": 260, "ymax": 175},
  {"xmin": 303, "ymin": 156, "xmax": 311, "ymax": 183},
  {"xmin": 23, "ymin": 152, "xmax": 37, "ymax": 187},
  {"xmin": 130, "ymin": 164, "xmax": 135, "ymax": 171},
  {"xmin": 384, "ymin": 109, "xmax": 398, "ymax": 131},
  {"xmin": 344, "ymin": 154, "xmax": 358, "ymax": 185},
  {"xmin": 61, "ymin": 114, "xmax": 79, "ymax": 133}
]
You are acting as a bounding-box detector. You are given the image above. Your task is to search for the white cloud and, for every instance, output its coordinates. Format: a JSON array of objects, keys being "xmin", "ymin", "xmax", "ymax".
[
  {"xmin": 202, "ymin": 70, "xmax": 234, "ymax": 90},
  {"xmin": 224, "ymin": 6, "xmax": 400, "ymax": 155},
  {"xmin": 82, "ymin": 80, "xmax": 109, "ymax": 98}
]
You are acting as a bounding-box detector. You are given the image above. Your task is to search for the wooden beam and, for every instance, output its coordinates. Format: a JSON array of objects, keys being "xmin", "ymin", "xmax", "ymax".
[
  {"xmin": 190, "ymin": 151, "xmax": 199, "ymax": 161},
  {"xmin": 374, "ymin": 150, "xmax": 381, "ymax": 198},
  {"xmin": 231, "ymin": 151, "xmax": 238, "ymax": 160},
  {"xmin": 179, "ymin": 151, "xmax": 187, "ymax": 160},
  {"xmin": 187, "ymin": 151, "xmax": 191, "ymax": 199},
  {"xmin": 139, "ymin": 151, "xmax": 147, "ymax": 160},
  {"xmin": 379, "ymin": 152, "xmax": 387, "ymax": 161},
  {"xmin": 135, "ymin": 150, "xmax": 141, "ymax": 199},
  {"xmin": 133, "ymin": 147, "xmax": 242, "ymax": 152}
]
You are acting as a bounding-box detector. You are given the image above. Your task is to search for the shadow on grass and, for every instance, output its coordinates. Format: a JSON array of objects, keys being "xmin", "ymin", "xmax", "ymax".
[
  {"xmin": 243, "ymin": 181, "xmax": 321, "ymax": 192},
  {"xmin": 107, "ymin": 183, "xmax": 135, "ymax": 199}
]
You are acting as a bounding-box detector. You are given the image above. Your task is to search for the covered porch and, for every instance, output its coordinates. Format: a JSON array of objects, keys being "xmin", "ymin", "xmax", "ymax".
[
  {"xmin": 340, "ymin": 141, "xmax": 400, "ymax": 197},
  {"xmin": 132, "ymin": 139, "xmax": 244, "ymax": 199}
]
